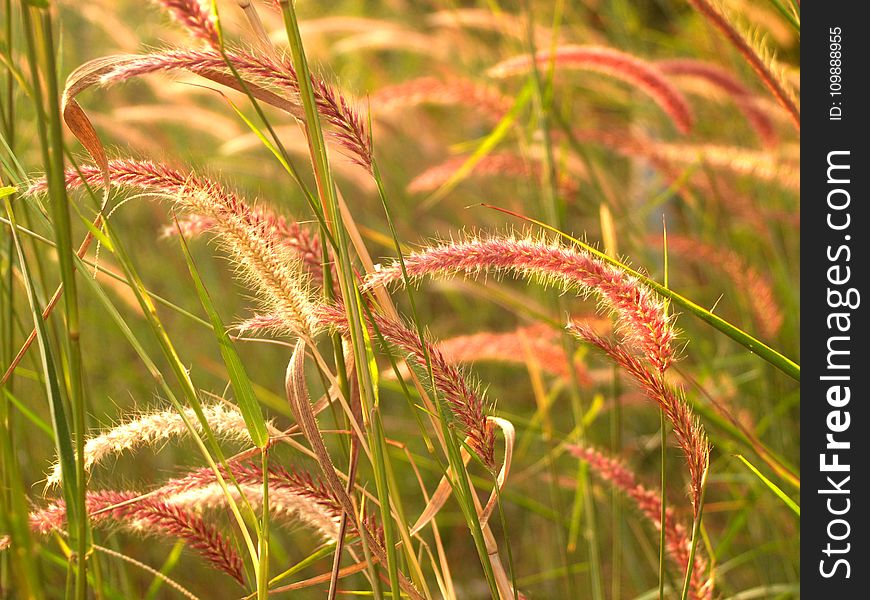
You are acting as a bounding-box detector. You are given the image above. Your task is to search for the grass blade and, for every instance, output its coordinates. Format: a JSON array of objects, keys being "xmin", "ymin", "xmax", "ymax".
[{"xmin": 735, "ymin": 455, "xmax": 799, "ymax": 516}]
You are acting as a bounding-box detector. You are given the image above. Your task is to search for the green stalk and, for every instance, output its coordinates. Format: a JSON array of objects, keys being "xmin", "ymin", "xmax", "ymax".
[
  {"xmin": 258, "ymin": 449, "xmax": 270, "ymax": 600},
  {"xmin": 276, "ymin": 3, "xmax": 400, "ymax": 597},
  {"xmin": 520, "ymin": 1, "xmax": 601, "ymax": 594},
  {"xmin": 2, "ymin": 7, "xmax": 43, "ymax": 592},
  {"xmin": 19, "ymin": 6, "xmax": 89, "ymax": 597},
  {"xmin": 38, "ymin": 15, "xmax": 90, "ymax": 597},
  {"xmin": 680, "ymin": 468, "xmax": 709, "ymax": 600},
  {"xmin": 659, "ymin": 410, "xmax": 667, "ymax": 600},
  {"xmin": 370, "ymin": 154, "xmax": 499, "ymax": 597},
  {"xmin": 660, "ymin": 227, "xmax": 669, "ymax": 600},
  {"xmin": 5, "ymin": 195, "xmax": 69, "ymax": 599},
  {"xmin": 0, "ymin": 206, "xmax": 44, "ymax": 599}
]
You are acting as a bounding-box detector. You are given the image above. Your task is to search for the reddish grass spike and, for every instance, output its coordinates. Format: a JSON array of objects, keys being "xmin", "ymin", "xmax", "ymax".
[
  {"xmin": 32, "ymin": 159, "xmax": 320, "ymax": 338},
  {"xmin": 311, "ymin": 75, "xmax": 374, "ymax": 172},
  {"xmin": 652, "ymin": 233, "xmax": 783, "ymax": 338},
  {"xmin": 657, "ymin": 58, "xmax": 777, "ymax": 148},
  {"xmin": 683, "ymin": 0, "xmax": 799, "ymax": 129},
  {"xmin": 30, "ymin": 491, "xmax": 246, "ymax": 585},
  {"xmin": 488, "ymin": 45, "xmax": 694, "ymax": 134},
  {"xmin": 567, "ymin": 323, "xmax": 710, "ymax": 515},
  {"xmin": 568, "ymin": 445, "xmax": 711, "ymax": 600},
  {"xmin": 370, "ymin": 76, "xmax": 513, "ymax": 122},
  {"xmin": 317, "ymin": 304, "xmax": 496, "ymax": 469},
  {"xmin": 156, "ymin": 0, "xmax": 219, "ymax": 47},
  {"xmin": 135, "ymin": 499, "xmax": 246, "ymax": 585},
  {"xmin": 92, "ymin": 48, "xmax": 372, "ymax": 171},
  {"xmin": 407, "ymin": 153, "xmax": 579, "ymax": 198},
  {"xmin": 363, "ymin": 235, "xmax": 676, "ymax": 373}
]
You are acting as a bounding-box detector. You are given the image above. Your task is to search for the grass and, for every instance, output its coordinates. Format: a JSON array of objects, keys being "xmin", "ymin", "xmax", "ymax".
[{"xmin": 1, "ymin": 1, "xmax": 799, "ymax": 598}]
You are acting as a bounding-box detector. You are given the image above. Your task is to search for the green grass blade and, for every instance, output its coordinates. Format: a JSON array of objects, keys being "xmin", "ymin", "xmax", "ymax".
[
  {"xmin": 4, "ymin": 196, "xmax": 78, "ymax": 527},
  {"xmin": 483, "ymin": 204, "xmax": 801, "ymax": 381},
  {"xmin": 176, "ymin": 224, "xmax": 271, "ymax": 599},
  {"xmin": 176, "ymin": 226, "xmax": 269, "ymax": 448},
  {"xmin": 735, "ymin": 455, "xmax": 799, "ymax": 516}
]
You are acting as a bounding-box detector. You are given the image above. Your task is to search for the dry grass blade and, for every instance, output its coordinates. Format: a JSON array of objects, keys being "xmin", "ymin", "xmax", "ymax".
[{"xmin": 284, "ymin": 340, "xmax": 424, "ymax": 600}]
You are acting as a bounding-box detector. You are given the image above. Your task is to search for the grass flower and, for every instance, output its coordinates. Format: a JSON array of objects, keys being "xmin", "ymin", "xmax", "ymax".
[
  {"xmin": 45, "ymin": 403, "xmax": 272, "ymax": 488},
  {"xmin": 489, "ymin": 45, "xmax": 694, "ymax": 134},
  {"xmin": 364, "ymin": 233, "xmax": 677, "ymax": 372},
  {"xmin": 568, "ymin": 444, "xmax": 712, "ymax": 600},
  {"xmin": 567, "ymin": 323, "xmax": 710, "ymax": 515},
  {"xmin": 32, "ymin": 159, "xmax": 321, "ymax": 339}
]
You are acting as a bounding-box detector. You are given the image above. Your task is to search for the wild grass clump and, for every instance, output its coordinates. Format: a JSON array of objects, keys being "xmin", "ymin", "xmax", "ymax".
[{"xmin": 1, "ymin": 1, "xmax": 799, "ymax": 598}]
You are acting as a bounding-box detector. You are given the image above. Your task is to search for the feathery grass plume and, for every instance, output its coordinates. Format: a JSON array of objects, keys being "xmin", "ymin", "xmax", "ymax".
[
  {"xmin": 426, "ymin": 8, "xmax": 561, "ymax": 47},
  {"xmin": 648, "ymin": 141, "xmax": 798, "ymax": 191},
  {"xmin": 488, "ymin": 45, "xmax": 694, "ymax": 134},
  {"xmin": 30, "ymin": 159, "xmax": 321, "ymax": 338},
  {"xmin": 317, "ymin": 303, "xmax": 496, "ymax": 469},
  {"xmin": 31, "ymin": 491, "xmax": 245, "ymax": 585},
  {"xmin": 651, "ymin": 234, "xmax": 783, "ymax": 338},
  {"xmin": 156, "ymin": 461, "xmax": 364, "ymax": 542},
  {"xmin": 570, "ymin": 129, "xmax": 798, "ymax": 191},
  {"xmin": 44, "ymin": 404, "xmax": 273, "ymax": 488},
  {"xmin": 657, "ymin": 58, "xmax": 777, "ymax": 147},
  {"xmin": 407, "ymin": 153, "xmax": 580, "ymax": 198},
  {"xmin": 683, "ymin": 0, "xmax": 799, "ymax": 128},
  {"xmin": 155, "ymin": 0, "xmax": 219, "ymax": 47},
  {"xmin": 567, "ymin": 323, "xmax": 710, "ymax": 515},
  {"xmin": 363, "ymin": 233, "xmax": 677, "ymax": 372},
  {"xmin": 80, "ymin": 48, "xmax": 373, "ymax": 170},
  {"xmin": 160, "ymin": 210, "xmax": 328, "ymax": 287},
  {"xmin": 331, "ymin": 27, "xmax": 448, "ymax": 60},
  {"xmin": 568, "ymin": 445, "xmax": 711, "ymax": 600},
  {"xmin": 370, "ymin": 77, "xmax": 512, "ymax": 122}
]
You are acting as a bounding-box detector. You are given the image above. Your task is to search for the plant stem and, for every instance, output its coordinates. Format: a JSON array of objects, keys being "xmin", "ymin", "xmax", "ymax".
[{"xmin": 680, "ymin": 467, "xmax": 709, "ymax": 600}]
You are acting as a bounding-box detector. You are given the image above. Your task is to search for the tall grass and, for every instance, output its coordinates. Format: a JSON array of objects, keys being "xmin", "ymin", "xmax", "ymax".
[{"xmin": 1, "ymin": 1, "xmax": 799, "ymax": 598}]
